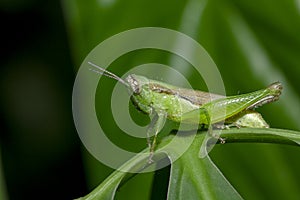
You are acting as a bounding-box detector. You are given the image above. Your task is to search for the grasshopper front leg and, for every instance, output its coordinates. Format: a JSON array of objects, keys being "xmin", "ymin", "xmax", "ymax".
[{"xmin": 146, "ymin": 111, "xmax": 167, "ymax": 163}]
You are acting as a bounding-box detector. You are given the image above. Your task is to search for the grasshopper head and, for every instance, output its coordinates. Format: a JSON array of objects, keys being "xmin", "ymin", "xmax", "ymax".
[{"xmin": 125, "ymin": 74, "xmax": 149, "ymax": 94}]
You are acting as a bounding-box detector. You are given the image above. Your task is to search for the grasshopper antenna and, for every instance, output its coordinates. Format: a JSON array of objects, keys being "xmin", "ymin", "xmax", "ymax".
[{"xmin": 88, "ymin": 62, "xmax": 129, "ymax": 87}]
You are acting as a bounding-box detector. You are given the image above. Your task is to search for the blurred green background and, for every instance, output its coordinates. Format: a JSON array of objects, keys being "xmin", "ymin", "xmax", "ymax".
[{"xmin": 1, "ymin": 0, "xmax": 300, "ymax": 199}]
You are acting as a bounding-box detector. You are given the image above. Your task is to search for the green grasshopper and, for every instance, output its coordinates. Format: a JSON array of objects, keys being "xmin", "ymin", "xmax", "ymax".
[{"xmin": 88, "ymin": 62, "xmax": 282, "ymax": 160}]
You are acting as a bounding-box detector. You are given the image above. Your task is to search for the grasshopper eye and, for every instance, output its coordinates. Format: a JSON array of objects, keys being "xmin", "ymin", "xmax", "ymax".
[{"xmin": 126, "ymin": 75, "xmax": 141, "ymax": 94}]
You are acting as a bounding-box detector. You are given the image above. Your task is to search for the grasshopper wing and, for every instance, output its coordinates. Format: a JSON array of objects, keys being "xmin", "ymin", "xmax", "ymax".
[{"xmin": 173, "ymin": 87, "xmax": 224, "ymax": 106}]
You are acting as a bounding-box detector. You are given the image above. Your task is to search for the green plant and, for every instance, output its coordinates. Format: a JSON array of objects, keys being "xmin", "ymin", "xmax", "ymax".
[
  {"xmin": 76, "ymin": 128, "xmax": 300, "ymax": 199},
  {"xmin": 63, "ymin": 0, "xmax": 300, "ymax": 199}
]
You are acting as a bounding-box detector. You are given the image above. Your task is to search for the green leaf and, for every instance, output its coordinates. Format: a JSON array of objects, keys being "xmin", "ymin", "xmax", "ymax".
[
  {"xmin": 77, "ymin": 128, "xmax": 300, "ymax": 199},
  {"xmin": 165, "ymin": 134, "xmax": 242, "ymax": 200},
  {"xmin": 76, "ymin": 148, "xmax": 150, "ymax": 200},
  {"xmin": 77, "ymin": 134, "xmax": 242, "ymax": 200}
]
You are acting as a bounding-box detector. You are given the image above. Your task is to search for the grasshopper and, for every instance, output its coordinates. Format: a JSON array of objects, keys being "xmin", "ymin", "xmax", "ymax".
[{"xmin": 88, "ymin": 62, "xmax": 282, "ymax": 161}]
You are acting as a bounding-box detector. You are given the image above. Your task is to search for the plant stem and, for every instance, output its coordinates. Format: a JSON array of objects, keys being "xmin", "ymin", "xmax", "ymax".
[{"xmin": 216, "ymin": 128, "xmax": 300, "ymax": 146}]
